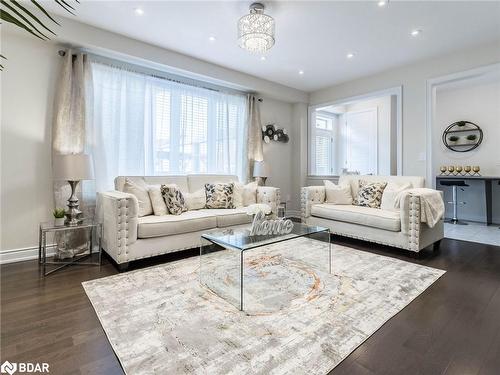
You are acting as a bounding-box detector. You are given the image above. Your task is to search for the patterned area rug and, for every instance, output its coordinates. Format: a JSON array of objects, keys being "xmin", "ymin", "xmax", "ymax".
[{"xmin": 83, "ymin": 238, "xmax": 444, "ymax": 374}]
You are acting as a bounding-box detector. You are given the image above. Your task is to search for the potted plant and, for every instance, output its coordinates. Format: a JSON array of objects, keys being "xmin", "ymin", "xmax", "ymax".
[
  {"xmin": 53, "ymin": 208, "xmax": 66, "ymax": 226},
  {"xmin": 466, "ymin": 134, "xmax": 477, "ymax": 142}
]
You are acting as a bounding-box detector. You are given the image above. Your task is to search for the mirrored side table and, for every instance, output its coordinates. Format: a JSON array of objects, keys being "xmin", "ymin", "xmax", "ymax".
[{"xmin": 38, "ymin": 219, "xmax": 102, "ymax": 277}]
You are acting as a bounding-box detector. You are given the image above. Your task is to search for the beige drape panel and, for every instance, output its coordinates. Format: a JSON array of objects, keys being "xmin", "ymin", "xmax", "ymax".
[
  {"xmin": 52, "ymin": 50, "xmax": 93, "ymax": 206},
  {"xmin": 246, "ymin": 94, "xmax": 264, "ymax": 181},
  {"xmin": 52, "ymin": 50, "xmax": 93, "ymax": 258}
]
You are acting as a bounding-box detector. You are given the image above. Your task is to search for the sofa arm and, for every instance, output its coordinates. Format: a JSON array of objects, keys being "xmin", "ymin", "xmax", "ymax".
[
  {"xmin": 99, "ymin": 191, "xmax": 139, "ymax": 264},
  {"xmin": 301, "ymin": 186, "xmax": 326, "ymax": 220},
  {"xmin": 257, "ymin": 186, "xmax": 281, "ymax": 214}
]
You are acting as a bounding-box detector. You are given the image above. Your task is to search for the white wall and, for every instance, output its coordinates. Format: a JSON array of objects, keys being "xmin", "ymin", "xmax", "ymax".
[
  {"xmin": 0, "ymin": 29, "xmax": 306, "ymax": 261},
  {"xmin": 434, "ymin": 79, "xmax": 500, "ymax": 223},
  {"xmin": 434, "ymin": 80, "xmax": 500, "ymax": 176},
  {"xmin": 344, "ymin": 96, "xmax": 393, "ymax": 175},
  {"xmin": 258, "ymin": 97, "xmax": 296, "ymax": 213},
  {"xmin": 1, "ymin": 32, "xmax": 61, "ymax": 259},
  {"xmin": 310, "ymin": 41, "xmax": 500, "ymax": 181}
]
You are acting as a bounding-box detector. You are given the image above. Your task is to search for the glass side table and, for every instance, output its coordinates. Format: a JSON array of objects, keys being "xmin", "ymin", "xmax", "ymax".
[{"xmin": 38, "ymin": 219, "xmax": 102, "ymax": 276}]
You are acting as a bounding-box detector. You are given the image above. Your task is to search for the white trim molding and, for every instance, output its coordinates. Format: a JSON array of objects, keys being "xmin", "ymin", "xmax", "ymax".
[
  {"xmin": 425, "ymin": 62, "xmax": 500, "ymax": 188},
  {"xmin": 307, "ymin": 86, "xmax": 403, "ymax": 178},
  {"xmin": 0, "ymin": 245, "xmax": 55, "ymax": 264}
]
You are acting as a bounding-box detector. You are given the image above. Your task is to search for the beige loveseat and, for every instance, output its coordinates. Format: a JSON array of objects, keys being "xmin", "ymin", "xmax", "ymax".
[
  {"xmin": 99, "ymin": 174, "xmax": 280, "ymax": 270},
  {"xmin": 301, "ymin": 175, "xmax": 444, "ymax": 253}
]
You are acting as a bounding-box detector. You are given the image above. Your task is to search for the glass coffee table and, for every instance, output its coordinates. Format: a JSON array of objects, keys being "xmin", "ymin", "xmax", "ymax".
[{"xmin": 200, "ymin": 223, "xmax": 331, "ymax": 313}]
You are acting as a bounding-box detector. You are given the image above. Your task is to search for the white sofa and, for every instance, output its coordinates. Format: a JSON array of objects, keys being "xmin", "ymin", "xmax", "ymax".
[
  {"xmin": 301, "ymin": 175, "xmax": 444, "ymax": 253},
  {"xmin": 99, "ymin": 174, "xmax": 280, "ymax": 270}
]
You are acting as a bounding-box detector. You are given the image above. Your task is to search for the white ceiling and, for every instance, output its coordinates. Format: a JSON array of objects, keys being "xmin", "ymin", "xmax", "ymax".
[{"xmin": 44, "ymin": 1, "xmax": 500, "ymax": 92}]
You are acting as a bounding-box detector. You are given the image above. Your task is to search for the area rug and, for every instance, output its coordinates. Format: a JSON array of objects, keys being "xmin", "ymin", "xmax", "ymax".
[{"xmin": 83, "ymin": 237, "xmax": 445, "ymax": 374}]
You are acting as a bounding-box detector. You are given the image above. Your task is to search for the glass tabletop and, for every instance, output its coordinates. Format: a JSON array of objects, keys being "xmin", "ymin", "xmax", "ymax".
[
  {"xmin": 40, "ymin": 218, "xmax": 101, "ymax": 232},
  {"xmin": 201, "ymin": 222, "xmax": 329, "ymax": 251}
]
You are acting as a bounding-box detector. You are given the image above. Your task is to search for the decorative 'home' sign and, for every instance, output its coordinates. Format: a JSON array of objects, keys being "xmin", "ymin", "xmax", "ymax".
[{"xmin": 250, "ymin": 211, "xmax": 294, "ymax": 236}]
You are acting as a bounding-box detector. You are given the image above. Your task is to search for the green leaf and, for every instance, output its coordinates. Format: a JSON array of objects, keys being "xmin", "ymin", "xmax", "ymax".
[
  {"xmin": 30, "ymin": 0, "xmax": 61, "ymax": 26},
  {"xmin": 1, "ymin": 0, "xmax": 51, "ymax": 39},
  {"xmin": 0, "ymin": 9, "xmax": 46, "ymax": 40},
  {"xmin": 10, "ymin": 0, "xmax": 56, "ymax": 35},
  {"xmin": 60, "ymin": 0, "xmax": 75, "ymax": 11},
  {"xmin": 54, "ymin": 0, "xmax": 75, "ymax": 15}
]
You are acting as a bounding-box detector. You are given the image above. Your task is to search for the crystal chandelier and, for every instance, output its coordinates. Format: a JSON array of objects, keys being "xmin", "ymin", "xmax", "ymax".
[{"xmin": 238, "ymin": 3, "xmax": 275, "ymax": 53}]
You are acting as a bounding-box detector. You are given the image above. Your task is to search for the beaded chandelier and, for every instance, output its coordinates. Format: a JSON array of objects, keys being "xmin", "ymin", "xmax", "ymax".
[{"xmin": 238, "ymin": 3, "xmax": 275, "ymax": 53}]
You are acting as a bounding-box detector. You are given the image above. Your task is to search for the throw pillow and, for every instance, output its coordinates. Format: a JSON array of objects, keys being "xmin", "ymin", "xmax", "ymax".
[
  {"xmin": 161, "ymin": 184, "xmax": 188, "ymax": 215},
  {"xmin": 324, "ymin": 180, "xmax": 353, "ymax": 205},
  {"xmin": 123, "ymin": 178, "xmax": 153, "ymax": 217},
  {"xmin": 239, "ymin": 181, "xmax": 258, "ymax": 206},
  {"xmin": 148, "ymin": 185, "xmax": 168, "ymax": 216},
  {"xmin": 184, "ymin": 189, "xmax": 206, "ymax": 211},
  {"xmin": 380, "ymin": 182, "xmax": 411, "ymax": 211},
  {"xmin": 354, "ymin": 180, "xmax": 387, "ymax": 208},
  {"xmin": 205, "ymin": 182, "xmax": 235, "ymax": 209}
]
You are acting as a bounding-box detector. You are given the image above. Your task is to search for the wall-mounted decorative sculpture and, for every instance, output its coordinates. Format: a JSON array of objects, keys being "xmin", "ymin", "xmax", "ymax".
[
  {"xmin": 442, "ymin": 121, "xmax": 483, "ymax": 152},
  {"xmin": 262, "ymin": 123, "xmax": 289, "ymax": 144}
]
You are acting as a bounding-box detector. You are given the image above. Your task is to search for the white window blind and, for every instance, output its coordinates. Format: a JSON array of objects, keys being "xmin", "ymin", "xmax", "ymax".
[{"xmin": 89, "ymin": 62, "xmax": 247, "ymax": 192}]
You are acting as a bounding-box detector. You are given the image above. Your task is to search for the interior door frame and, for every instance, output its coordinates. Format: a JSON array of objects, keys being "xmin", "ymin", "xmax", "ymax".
[{"xmin": 307, "ymin": 86, "xmax": 402, "ymax": 179}]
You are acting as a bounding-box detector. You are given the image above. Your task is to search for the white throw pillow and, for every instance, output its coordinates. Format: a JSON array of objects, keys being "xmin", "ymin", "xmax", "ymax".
[
  {"xmin": 234, "ymin": 181, "xmax": 258, "ymax": 207},
  {"xmin": 380, "ymin": 182, "xmax": 411, "ymax": 211},
  {"xmin": 148, "ymin": 185, "xmax": 168, "ymax": 216},
  {"xmin": 323, "ymin": 180, "xmax": 353, "ymax": 205},
  {"xmin": 184, "ymin": 189, "xmax": 206, "ymax": 210},
  {"xmin": 243, "ymin": 181, "xmax": 258, "ymax": 206},
  {"xmin": 123, "ymin": 178, "xmax": 153, "ymax": 217}
]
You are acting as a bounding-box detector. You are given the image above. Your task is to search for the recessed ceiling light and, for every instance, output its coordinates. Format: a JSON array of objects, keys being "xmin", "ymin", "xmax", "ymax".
[
  {"xmin": 410, "ymin": 29, "xmax": 422, "ymax": 37},
  {"xmin": 208, "ymin": 36, "xmax": 216, "ymax": 42},
  {"xmin": 377, "ymin": 0, "xmax": 388, "ymax": 7},
  {"xmin": 299, "ymin": 70, "xmax": 304, "ymax": 75},
  {"xmin": 134, "ymin": 8, "xmax": 144, "ymax": 15},
  {"xmin": 346, "ymin": 53, "xmax": 355, "ymax": 59},
  {"xmin": 260, "ymin": 56, "xmax": 266, "ymax": 61}
]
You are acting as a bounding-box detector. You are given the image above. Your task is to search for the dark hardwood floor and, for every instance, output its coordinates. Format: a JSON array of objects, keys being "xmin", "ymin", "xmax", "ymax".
[{"xmin": 1, "ymin": 237, "xmax": 500, "ymax": 375}]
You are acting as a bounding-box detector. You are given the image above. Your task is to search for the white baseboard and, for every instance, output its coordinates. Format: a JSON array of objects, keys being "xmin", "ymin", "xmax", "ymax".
[{"xmin": 0, "ymin": 245, "xmax": 56, "ymax": 264}]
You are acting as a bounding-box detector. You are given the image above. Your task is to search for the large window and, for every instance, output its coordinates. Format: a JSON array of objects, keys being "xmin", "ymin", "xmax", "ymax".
[{"xmin": 90, "ymin": 62, "xmax": 247, "ymax": 191}]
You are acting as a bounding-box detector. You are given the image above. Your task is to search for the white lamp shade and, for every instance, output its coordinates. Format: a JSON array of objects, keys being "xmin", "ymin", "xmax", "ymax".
[
  {"xmin": 253, "ymin": 160, "xmax": 269, "ymax": 178},
  {"xmin": 53, "ymin": 153, "xmax": 94, "ymax": 181}
]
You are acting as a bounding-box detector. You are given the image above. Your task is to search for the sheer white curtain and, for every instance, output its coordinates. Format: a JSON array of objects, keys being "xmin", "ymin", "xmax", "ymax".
[{"xmin": 88, "ymin": 62, "xmax": 247, "ymax": 192}]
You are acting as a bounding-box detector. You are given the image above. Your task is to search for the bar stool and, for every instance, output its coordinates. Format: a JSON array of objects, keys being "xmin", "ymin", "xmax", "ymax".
[{"xmin": 440, "ymin": 180, "xmax": 469, "ymax": 225}]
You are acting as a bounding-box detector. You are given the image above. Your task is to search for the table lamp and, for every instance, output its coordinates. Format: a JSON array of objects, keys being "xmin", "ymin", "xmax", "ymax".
[
  {"xmin": 253, "ymin": 160, "xmax": 269, "ymax": 186},
  {"xmin": 53, "ymin": 153, "xmax": 94, "ymax": 225}
]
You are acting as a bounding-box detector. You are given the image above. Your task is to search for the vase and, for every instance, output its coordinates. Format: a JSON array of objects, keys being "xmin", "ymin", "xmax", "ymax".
[{"xmin": 54, "ymin": 218, "xmax": 65, "ymax": 226}]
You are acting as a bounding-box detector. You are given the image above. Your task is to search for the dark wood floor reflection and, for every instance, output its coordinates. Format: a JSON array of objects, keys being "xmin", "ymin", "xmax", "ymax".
[{"xmin": 1, "ymin": 238, "xmax": 499, "ymax": 375}]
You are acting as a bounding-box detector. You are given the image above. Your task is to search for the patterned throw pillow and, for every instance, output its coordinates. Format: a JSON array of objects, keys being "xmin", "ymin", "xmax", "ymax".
[
  {"xmin": 161, "ymin": 184, "xmax": 188, "ymax": 215},
  {"xmin": 354, "ymin": 180, "xmax": 387, "ymax": 208},
  {"xmin": 205, "ymin": 182, "xmax": 235, "ymax": 209}
]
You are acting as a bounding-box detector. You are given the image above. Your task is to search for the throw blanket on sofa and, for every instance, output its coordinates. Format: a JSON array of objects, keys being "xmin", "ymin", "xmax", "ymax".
[{"xmin": 395, "ymin": 188, "xmax": 445, "ymax": 228}]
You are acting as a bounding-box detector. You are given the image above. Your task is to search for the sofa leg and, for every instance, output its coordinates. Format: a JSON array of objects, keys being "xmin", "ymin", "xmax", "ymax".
[
  {"xmin": 410, "ymin": 251, "xmax": 421, "ymax": 259},
  {"xmin": 117, "ymin": 262, "xmax": 130, "ymax": 272},
  {"xmin": 433, "ymin": 240, "xmax": 442, "ymax": 252}
]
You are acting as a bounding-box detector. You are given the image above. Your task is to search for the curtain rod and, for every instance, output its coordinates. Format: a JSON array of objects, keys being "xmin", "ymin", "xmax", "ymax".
[{"xmin": 57, "ymin": 49, "xmax": 264, "ymax": 102}]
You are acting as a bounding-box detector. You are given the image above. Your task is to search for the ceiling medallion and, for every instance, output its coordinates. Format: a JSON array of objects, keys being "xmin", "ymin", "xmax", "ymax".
[{"xmin": 238, "ymin": 2, "xmax": 275, "ymax": 53}]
